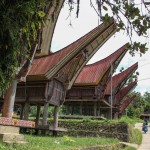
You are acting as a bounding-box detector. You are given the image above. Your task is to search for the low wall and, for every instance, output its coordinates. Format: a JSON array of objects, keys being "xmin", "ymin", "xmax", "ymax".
[{"xmin": 56, "ymin": 121, "xmax": 129, "ymax": 142}]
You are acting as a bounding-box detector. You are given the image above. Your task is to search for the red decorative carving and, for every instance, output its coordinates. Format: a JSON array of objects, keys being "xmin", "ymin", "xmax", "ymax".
[{"xmin": 0, "ymin": 117, "xmax": 35, "ymax": 128}]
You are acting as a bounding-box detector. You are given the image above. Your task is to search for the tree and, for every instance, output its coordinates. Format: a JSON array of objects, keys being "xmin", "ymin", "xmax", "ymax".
[
  {"xmin": 127, "ymin": 91, "xmax": 150, "ymax": 117},
  {"xmin": 0, "ymin": 0, "xmax": 63, "ymax": 117},
  {"xmin": 143, "ymin": 92, "xmax": 150, "ymax": 113},
  {"xmin": 68, "ymin": 0, "xmax": 150, "ymax": 55},
  {"xmin": 0, "ymin": 0, "xmax": 150, "ymax": 118}
]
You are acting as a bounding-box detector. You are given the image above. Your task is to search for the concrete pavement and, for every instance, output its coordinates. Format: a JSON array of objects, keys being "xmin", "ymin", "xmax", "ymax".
[{"xmin": 135, "ymin": 123, "xmax": 150, "ymax": 150}]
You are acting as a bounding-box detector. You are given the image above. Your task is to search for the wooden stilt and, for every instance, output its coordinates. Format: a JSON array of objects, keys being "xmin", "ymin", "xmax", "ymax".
[
  {"xmin": 23, "ymin": 102, "xmax": 30, "ymax": 120},
  {"xmin": 41, "ymin": 103, "xmax": 49, "ymax": 135},
  {"xmin": 94, "ymin": 102, "xmax": 97, "ymax": 116},
  {"xmin": 97, "ymin": 102, "xmax": 100, "ymax": 116},
  {"xmin": 42, "ymin": 102, "xmax": 49, "ymax": 126},
  {"xmin": 20, "ymin": 104, "xmax": 25, "ymax": 120},
  {"xmin": 34, "ymin": 104, "xmax": 41, "ymax": 135},
  {"xmin": 71, "ymin": 105, "xmax": 74, "ymax": 115},
  {"xmin": 66, "ymin": 105, "xmax": 69, "ymax": 115},
  {"xmin": 53, "ymin": 106, "xmax": 59, "ymax": 136},
  {"xmin": 35, "ymin": 104, "xmax": 41, "ymax": 126},
  {"xmin": 80, "ymin": 102, "xmax": 83, "ymax": 115}
]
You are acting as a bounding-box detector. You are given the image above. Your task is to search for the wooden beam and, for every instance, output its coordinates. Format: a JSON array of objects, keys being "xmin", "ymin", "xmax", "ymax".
[{"xmin": 65, "ymin": 99, "xmax": 98, "ymax": 102}]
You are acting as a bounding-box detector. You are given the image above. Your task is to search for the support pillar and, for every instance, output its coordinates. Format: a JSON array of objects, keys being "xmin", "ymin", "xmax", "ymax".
[
  {"xmin": 35, "ymin": 104, "xmax": 41, "ymax": 126},
  {"xmin": 97, "ymin": 102, "xmax": 100, "ymax": 116},
  {"xmin": 23, "ymin": 101, "xmax": 30, "ymax": 120},
  {"xmin": 80, "ymin": 102, "xmax": 83, "ymax": 115},
  {"xmin": 53, "ymin": 106, "xmax": 59, "ymax": 136},
  {"xmin": 94, "ymin": 102, "xmax": 97, "ymax": 116},
  {"xmin": 107, "ymin": 109, "xmax": 111, "ymax": 119},
  {"xmin": 71, "ymin": 105, "xmax": 74, "ymax": 115},
  {"xmin": 42, "ymin": 102, "xmax": 49, "ymax": 126},
  {"xmin": 53, "ymin": 106, "xmax": 59, "ymax": 129},
  {"xmin": 20, "ymin": 104, "xmax": 25, "ymax": 120},
  {"xmin": 66, "ymin": 105, "xmax": 69, "ymax": 115}
]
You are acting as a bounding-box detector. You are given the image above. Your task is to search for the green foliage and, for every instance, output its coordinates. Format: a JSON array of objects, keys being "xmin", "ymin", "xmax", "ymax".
[
  {"xmin": 127, "ymin": 91, "xmax": 150, "ymax": 117},
  {"xmin": 71, "ymin": 0, "xmax": 150, "ymax": 55},
  {"xmin": 62, "ymin": 135, "xmax": 76, "ymax": 145},
  {"xmin": 121, "ymin": 146, "xmax": 136, "ymax": 150},
  {"xmin": 128, "ymin": 124, "xmax": 142, "ymax": 145},
  {"xmin": 0, "ymin": 0, "xmax": 47, "ymax": 92},
  {"xmin": 0, "ymin": 0, "xmax": 150, "ymax": 94},
  {"xmin": 119, "ymin": 116, "xmax": 138, "ymax": 125},
  {"xmin": 30, "ymin": 106, "xmax": 54, "ymax": 117},
  {"xmin": 81, "ymin": 118, "xmax": 92, "ymax": 122}
]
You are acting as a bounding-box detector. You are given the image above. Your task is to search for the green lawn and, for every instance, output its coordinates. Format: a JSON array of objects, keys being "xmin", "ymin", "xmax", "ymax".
[{"xmin": 0, "ymin": 135, "xmax": 119, "ymax": 150}]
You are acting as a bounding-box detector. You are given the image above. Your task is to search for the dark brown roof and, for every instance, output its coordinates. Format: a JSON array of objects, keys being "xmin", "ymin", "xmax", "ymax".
[
  {"xmin": 74, "ymin": 44, "xmax": 128, "ymax": 86},
  {"xmin": 104, "ymin": 62, "xmax": 138, "ymax": 95},
  {"xmin": 120, "ymin": 95, "xmax": 136, "ymax": 113},
  {"xmin": 28, "ymin": 18, "xmax": 116, "ymax": 81},
  {"xmin": 113, "ymin": 81, "xmax": 137, "ymax": 106},
  {"xmin": 140, "ymin": 114, "xmax": 150, "ymax": 117}
]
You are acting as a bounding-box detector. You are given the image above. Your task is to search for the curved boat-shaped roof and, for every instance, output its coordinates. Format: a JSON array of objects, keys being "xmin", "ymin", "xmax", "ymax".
[
  {"xmin": 120, "ymin": 95, "xmax": 136, "ymax": 113},
  {"xmin": 74, "ymin": 44, "xmax": 128, "ymax": 86},
  {"xmin": 28, "ymin": 18, "xmax": 117, "ymax": 81},
  {"xmin": 113, "ymin": 81, "xmax": 137, "ymax": 106},
  {"xmin": 104, "ymin": 62, "xmax": 138, "ymax": 95}
]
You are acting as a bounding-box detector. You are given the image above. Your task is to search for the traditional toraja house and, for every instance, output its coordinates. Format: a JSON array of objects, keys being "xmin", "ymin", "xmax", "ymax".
[
  {"xmin": 64, "ymin": 61, "xmax": 138, "ymax": 119},
  {"xmin": 113, "ymin": 81, "xmax": 137, "ymax": 118},
  {"xmin": 104, "ymin": 62, "xmax": 138, "ymax": 99},
  {"xmin": 64, "ymin": 44, "xmax": 129, "ymax": 117},
  {"xmin": 11, "ymin": 18, "xmax": 117, "ymax": 131},
  {"xmin": 0, "ymin": 1, "xmax": 67, "ymax": 141},
  {"xmin": 0, "ymin": 3, "xmax": 117, "ymax": 140},
  {"xmin": 119, "ymin": 95, "xmax": 136, "ymax": 114},
  {"xmin": 140, "ymin": 111, "xmax": 150, "ymax": 120},
  {"xmin": 103, "ymin": 62, "xmax": 138, "ymax": 118},
  {"xmin": 113, "ymin": 81, "xmax": 137, "ymax": 107}
]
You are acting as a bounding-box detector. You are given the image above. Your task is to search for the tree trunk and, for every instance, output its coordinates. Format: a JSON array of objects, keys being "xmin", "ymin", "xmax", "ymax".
[{"xmin": 2, "ymin": 80, "xmax": 18, "ymax": 118}]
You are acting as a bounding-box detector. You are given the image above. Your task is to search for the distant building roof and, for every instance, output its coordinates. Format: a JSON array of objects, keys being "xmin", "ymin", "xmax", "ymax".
[
  {"xmin": 120, "ymin": 95, "xmax": 136, "ymax": 113},
  {"xmin": 114, "ymin": 81, "xmax": 137, "ymax": 106},
  {"xmin": 74, "ymin": 44, "xmax": 128, "ymax": 86},
  {"xmin": 104, "ymin": 62, "xmax": 138, "ymax": 95}
]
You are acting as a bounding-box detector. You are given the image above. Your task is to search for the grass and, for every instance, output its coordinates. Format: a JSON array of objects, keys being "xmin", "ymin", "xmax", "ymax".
[
  {"xmin": 0, "ymin": 116, "xmax": 143, "ymax": 149},
  {"xmin": 121, "ymin": 146, "xmax": 136, "ymax": 150},
  {"xmin": 0, "ymin": 135, "xmax": 120, "ymax": 150},
  {"xmin": 128, "ymin": 124, "xmax": 142, "ymax": 145}
]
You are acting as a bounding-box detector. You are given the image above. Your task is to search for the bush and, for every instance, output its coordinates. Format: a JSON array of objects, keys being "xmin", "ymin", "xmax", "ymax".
[{"xmin": 128, "ymin": 124, "xmax": 142, "ymax": 145}]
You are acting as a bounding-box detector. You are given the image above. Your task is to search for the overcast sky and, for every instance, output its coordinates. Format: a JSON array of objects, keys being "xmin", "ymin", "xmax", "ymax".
[{"xmin": 51, "ymin": 1, "xmax": 150, "ymax": 95}]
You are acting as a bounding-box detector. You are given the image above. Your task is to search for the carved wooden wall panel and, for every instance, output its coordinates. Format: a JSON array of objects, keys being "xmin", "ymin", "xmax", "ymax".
[{"xmin": 49, "ymin": 79, "xmax": 65, "ymax": 106}]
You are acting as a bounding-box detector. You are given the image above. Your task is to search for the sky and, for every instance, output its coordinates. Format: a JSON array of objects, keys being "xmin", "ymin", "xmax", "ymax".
[{"xmin": 51, "ymin": 1, "xmax": 150, "ymax": 95}]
